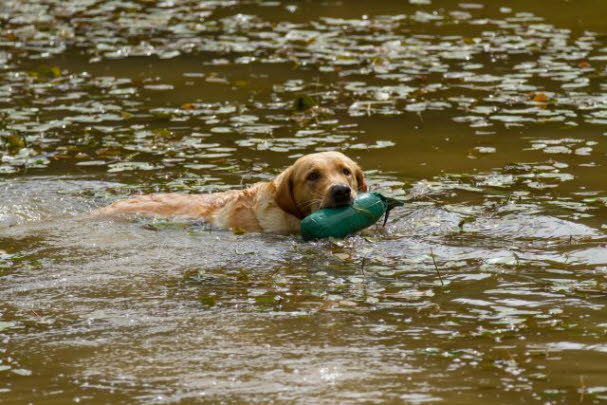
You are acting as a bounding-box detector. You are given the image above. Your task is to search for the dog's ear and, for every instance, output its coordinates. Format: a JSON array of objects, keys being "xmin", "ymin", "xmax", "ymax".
[
  {"xmin": 274, "ymin": 166, "xmax": 305, "ymax": 219},
  {"xmin": 355, "ymin": 165, "xmax": 368, "ymax": 192}
]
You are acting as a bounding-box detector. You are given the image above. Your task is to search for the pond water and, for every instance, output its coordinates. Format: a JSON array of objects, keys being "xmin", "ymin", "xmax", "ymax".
[{"xmin": 1, "ymin": 0, "xmax": 607, "ymax": 403}]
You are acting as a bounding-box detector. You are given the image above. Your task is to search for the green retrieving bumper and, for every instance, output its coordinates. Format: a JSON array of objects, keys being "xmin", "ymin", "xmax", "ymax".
[{"xmin": 300, "ymin": 192, "xmax": 404, "ymax": 241}]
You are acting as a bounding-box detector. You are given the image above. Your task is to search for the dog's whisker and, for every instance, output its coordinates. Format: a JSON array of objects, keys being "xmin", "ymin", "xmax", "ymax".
[{"xmin": 300, "ymin": 198, "xmax": 323, "ymax": 209}]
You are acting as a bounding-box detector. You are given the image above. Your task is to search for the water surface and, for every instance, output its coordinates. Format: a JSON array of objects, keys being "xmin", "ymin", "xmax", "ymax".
[{"xmin": 1, "ymin": 0, "xmax": 607, "ymax": 403}]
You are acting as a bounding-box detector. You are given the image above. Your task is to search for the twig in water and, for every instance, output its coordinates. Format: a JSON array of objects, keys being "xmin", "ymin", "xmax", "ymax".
[
  {"xmin": 579, "ymin": 375, "xmax": 586, "ymax": 403},
  {"xmin": 513, "ymin": 252, "xmax": 520, "ymax": 267},
  {"xmin": 430, "ymin": 248, "xmax": 444, "ymax": 287},
  {"xmin": 360, "ymin": 257, "xmax": 367, "ymax": 282}
]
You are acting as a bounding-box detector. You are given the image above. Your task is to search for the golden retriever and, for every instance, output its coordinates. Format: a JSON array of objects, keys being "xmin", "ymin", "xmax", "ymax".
[{"xmin": 94, "ymin": 151, "xmax": 368, "ymax": 234}]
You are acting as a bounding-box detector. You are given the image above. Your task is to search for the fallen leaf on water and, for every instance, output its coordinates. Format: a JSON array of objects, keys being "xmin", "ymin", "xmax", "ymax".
[
  {"xmin": 333, "ymin": 252, "xmax": 351, "ymax": 261},
  {"xmin": 1, "ymin": 134, "xmax": 25, "ymax": 151},
  {"xmin": 11, "ymin": 368, "xmax": 32, "ymax": 376},
  {"xmin": 578, "ymin": 61, "xmax": 591, "ymax": 69},
  {"xmin": 255, "ymin": 296, "xmax": 274, "ymax": 304},
  {"xmin": 293, "ymin": 94, "xmax": 318, "ymax": 111},
  {"xmin": 317, "ymin": 301, "xmax": 339, "ymax": 311},
  {"xmin": 232, "ymin": 227, "xmax": 246, "ymax": 235},
  {"xmin": 152, "ymin": 128, "xmax": 172, "ymax": 138},
  {"xmin": 199, "ymin": 295, "xmax": 216, "ymax": 307}
]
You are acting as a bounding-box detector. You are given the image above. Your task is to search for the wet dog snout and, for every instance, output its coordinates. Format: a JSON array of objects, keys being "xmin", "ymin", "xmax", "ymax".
[{"xmin": 330, "ymin": 184, "xmax": 352, "ymax": 205}]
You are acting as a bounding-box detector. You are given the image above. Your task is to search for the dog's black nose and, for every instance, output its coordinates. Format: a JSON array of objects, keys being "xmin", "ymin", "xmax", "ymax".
[{"xmin": 330, "ymin": 184, "xmax": 351, "ymax": 205}]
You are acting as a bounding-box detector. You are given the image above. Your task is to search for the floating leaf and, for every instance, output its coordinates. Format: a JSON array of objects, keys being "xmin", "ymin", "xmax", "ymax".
[
  {"xmin": 199, "ymin": 295, "xmax": 216, "ymax": 307},
  {"xmin": 293, "ymin": 94, "xmax": 318, "ymax": 111},
  {"xmin": 11, "ymin": 368, "xmax": 32, "ymax": 376},
  {"xmin": 152, "ymin": 128, "xmax": 172, "ymax": 138},
  {"xmin": 1, "ymin": 134, "xmax": 25, "ymax": 151},
  {"xmin": 232, "ymin": 227, "xmax": 246, "ymax": 235},
  {"xmin": 255, "ymin": 296, "xmax": 274, "ymax": 304}
]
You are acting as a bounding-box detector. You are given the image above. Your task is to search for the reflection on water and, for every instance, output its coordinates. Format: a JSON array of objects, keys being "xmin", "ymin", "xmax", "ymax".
[
  {"xmin": 2, "ymin": 177, "xmax": 607, "ymax": 403},
  {"xmin": 1, "ymin": 0, "xmax": 607, "ymax": 403}
]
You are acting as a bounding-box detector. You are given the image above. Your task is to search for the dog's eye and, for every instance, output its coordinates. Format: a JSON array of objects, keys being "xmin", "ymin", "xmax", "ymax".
[
  {"xmin": 342, "ymin": 167, "xmax": 351, "ymax": 176},
  {"xmin": 307, "ymin": 171, "xmax": 320, "ymax": 181}
]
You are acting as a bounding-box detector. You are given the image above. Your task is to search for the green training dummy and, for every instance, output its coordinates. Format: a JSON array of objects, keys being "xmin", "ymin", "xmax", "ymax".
[{"xmin": 300, "ymin": 192, "xmax": 404, "ymax": 241}]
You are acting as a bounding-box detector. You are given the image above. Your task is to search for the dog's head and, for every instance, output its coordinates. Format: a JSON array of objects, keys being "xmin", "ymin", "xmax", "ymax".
[{"xmin": 274, "ymin": 151, "xmax": 368, "ymax": 219}]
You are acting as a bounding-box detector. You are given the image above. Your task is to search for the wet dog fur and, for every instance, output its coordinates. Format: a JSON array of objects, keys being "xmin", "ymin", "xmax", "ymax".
[{"xmin": 94, "ymin": 151, "xmax": 368, "ymax": 234}]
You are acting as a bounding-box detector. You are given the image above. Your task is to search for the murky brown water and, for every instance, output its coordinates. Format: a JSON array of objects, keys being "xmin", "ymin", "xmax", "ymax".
[{"xmin": 1, "ymin": 0, "xmax": 607, "ymax": 403}]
